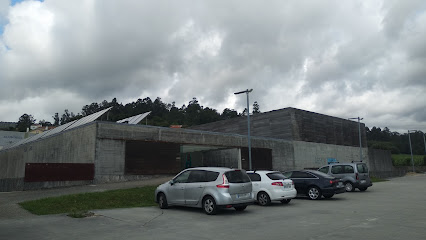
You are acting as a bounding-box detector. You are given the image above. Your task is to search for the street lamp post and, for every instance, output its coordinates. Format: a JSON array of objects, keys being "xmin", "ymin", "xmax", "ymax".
[
  {"xmin": 349, "ymin": 117, "xmax": 364, "ymax": 162},
  {"xmin": 408, "ymin": 130, "xmax": 418, "ymax": 173},
  {"xmin": 234, "ymin": 89, "xmax": 253, "ymax": 170}
]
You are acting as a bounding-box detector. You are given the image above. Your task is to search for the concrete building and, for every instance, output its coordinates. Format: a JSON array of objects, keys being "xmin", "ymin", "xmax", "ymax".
[{"xmin": 0, "ymin": 107, "xmax": 391, "ymax": 192}]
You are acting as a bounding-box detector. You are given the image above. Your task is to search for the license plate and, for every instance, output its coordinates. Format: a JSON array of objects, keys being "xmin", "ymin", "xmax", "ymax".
[
  {"xmin": 361, "ymin": 180, "xmax": 366, "ymax": 184},
  {"xmin": 236, "ymin": 193, "xmax": 249, "ymax": 199},
  {"xmin": 338, "ymin": 182, "xmax": 343, "ymax": 187}
]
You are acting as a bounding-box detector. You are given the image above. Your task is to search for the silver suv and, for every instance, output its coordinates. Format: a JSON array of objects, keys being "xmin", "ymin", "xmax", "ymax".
[
  {"xmin": 318, "ymin": 162, "xmax": 373, "ymax": 192},
  {"xmin": 155, "ymin": 167, "xmax": 254, "ymax": 215}
]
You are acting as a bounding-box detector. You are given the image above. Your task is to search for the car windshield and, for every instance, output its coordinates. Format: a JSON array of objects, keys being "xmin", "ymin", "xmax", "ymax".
[
  {"xmin": 266, "ymin": 172, "xmax": 287, "ymax": 180},
  {"xmin": 225, "ymin": 170, "xmax": 251, "ymax": 183}
]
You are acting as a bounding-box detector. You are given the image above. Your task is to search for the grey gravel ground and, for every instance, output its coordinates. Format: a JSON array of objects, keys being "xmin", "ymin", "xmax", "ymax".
[
  {"xmin": 0, "ymin": 176, "xmax": 172, "ymax": 219},
  {"xmin": 1, "ymin": 174, "xmax": 426, "ymax": 240}
]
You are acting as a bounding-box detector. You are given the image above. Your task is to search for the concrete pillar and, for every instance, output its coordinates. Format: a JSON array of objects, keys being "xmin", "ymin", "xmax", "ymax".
[{"xmin": 237, "ymin": 148, "xmax": 242, "ymax": 169}]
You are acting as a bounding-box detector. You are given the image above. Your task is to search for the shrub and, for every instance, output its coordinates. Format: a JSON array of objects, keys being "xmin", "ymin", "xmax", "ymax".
[{"xmin": 392, "ymin": 154, "xmax": 425, "ymax": 166}]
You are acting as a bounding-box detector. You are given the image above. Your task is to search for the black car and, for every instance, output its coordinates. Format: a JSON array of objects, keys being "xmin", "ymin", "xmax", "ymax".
[{"xmin": 282, "ymin": 170, "xmax": 345, "ymax": 200}]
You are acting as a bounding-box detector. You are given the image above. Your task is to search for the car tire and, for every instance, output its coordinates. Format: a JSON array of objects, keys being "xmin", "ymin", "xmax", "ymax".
[
  {"xmin": 203, "ymin": 196, "xmax": 217, "ymax": 215},
  {"xmin": 359, "ymin": 187, "xmax": 368, "ymax": 192},
  {"xmin": 344, "ymin": 182, "xmax": 355, "ymax": 192},
  {"xmin": 307, "ymin": 186, "xmax": 321, "ymax": 200},
  {"xmin": 158, "ymin": 193, "xmax": 168, "ymax": 209},
  {"xmin": 257, "ymin": 192, "xmax": 271, "ymax": 206},
  {"xmin": 280, "ymin": 199, "xmax": 291, "ymax": 204},
  {"xmin": 234, "ymin": 206, "xmax": 247, "ymax": 211},
  {"xmin": 323, "ymin": 194, "xmax": 334, "ymax": 199}
]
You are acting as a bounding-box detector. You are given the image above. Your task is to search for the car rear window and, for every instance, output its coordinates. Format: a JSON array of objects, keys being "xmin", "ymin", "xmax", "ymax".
[
  {"xmin": 357, "ymin": 163, "xmax": 368, "ymax": 173},
  {"xmin": 318, "ymin": 166, "xmax": 329, "ymax": 174},
  {"xmin": 225, "ymin": 170, "xmax": 251, "ymax": 183},
  {"xmin": 344, "ymin": 165, "xmax": 354, "ymax": 173},
  {"xmin": 266, "ymin": 172, "xmax": 287, "ymax": 180}
]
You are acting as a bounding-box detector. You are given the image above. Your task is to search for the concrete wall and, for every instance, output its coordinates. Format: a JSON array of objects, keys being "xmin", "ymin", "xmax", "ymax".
[
  {"xmin": 0, "ymin": 124, "xmax": 97, "ymax": 191},
  {"xmin": 0, "ymin": 120, "xmax": 383, "ymax": 191},
  {"xmin": 191, "ymin": 107, "xmax": 366, "ymax": 147},
  {"xmin": 366, "ymin": 148, "xmax": 426, "ymax": 178},
  {"xmin": 95, "ymin": 138, "xmax": 126, "ymax": 182},
  {"xmin": 292, "ymin": 141, "xmax": 368, "ymax": 169},
  {"xmin": 367, "ymin": 149, "xmax": 396, "ymax": 178},
  {"xmin": 202, "ymin": 149, "xmax": 240, "ymax": 168},
  {"xmin": 95, "ymin": 122, "xmax": 296, "ymax": 181}
]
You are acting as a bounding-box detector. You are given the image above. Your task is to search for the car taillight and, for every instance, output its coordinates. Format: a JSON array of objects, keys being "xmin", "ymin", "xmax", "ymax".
[
  {"xmin": 329, "ymin": 179, "xmax": 338, "ymax": 184},
  {"xmin": 216, "ymin": 174, "xmax": 230, "ymax": 188},
  {"xmin": 356, "ymin": 173, "xmax": 359, "ymax": 180},
  {"xmin": 272, "ymin": 182, "xmax": 283, "ymax": 186}
]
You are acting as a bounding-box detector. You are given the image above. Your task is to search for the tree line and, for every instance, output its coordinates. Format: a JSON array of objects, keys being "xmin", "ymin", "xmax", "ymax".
[
  {"xmin": 10, "ymin": 97, "xmax": 261, "ymax": 131},
  {"xmin": 366, "ymin": 127, "xmax": 425, "ymax": 155}
]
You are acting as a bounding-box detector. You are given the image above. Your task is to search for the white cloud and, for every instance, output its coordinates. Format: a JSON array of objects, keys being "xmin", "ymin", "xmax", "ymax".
[{"xmin": 0, "ymin": 0, "xmax": 425, "ymax": 133}]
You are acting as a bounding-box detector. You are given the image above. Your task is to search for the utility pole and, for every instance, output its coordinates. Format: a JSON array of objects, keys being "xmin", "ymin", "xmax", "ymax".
[
  {"xmin": 234, "ymin": 89, "xmax": 253, "ymax": 170},
  {"xmin": 408, "ymin": 130, "xmax": 418, "ymax": 173},
  {"xmin": 349, "ymin": 117, "xmax": 363, "ymax": 162}
]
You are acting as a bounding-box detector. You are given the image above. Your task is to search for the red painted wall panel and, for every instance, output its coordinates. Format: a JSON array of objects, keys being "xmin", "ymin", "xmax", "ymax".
[{"xmin": 24, "ymin": 163, "xmax": 95, "ymax": 182}]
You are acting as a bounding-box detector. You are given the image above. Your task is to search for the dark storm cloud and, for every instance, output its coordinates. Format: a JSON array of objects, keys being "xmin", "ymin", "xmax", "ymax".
[{"xmin": 0, "ymin": 0, "xmax": 425, "ymax": 132}]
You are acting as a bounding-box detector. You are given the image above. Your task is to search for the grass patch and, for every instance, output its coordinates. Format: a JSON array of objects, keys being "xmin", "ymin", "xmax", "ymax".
[
  {"xmin": 19, "ymin": 185, "xmax": 158, "ymax": 216},
  {"xmin": 370, "ymin": 176, "xmax": 388, "ymax": 183},
  {"xmin": 392, "ymin": 154, "xmax": 425, "ymax": 166}
]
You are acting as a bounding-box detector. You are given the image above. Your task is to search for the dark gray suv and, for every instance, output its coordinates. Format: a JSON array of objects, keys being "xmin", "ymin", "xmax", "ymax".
[{"xmin": 318, "ymin": 162, "xmax": 373, "ymax": 192}]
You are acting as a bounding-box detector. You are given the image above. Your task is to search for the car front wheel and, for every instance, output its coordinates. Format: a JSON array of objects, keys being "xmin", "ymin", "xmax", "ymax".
[
  {"xmin": 307, "ymin": 186, "xmax": 321, "ymax": 200},
  {"xmin": 203, "ymin": 196, "xmax": 217, "ymax": 215},
  {"xmin": 158, "ymin": 193, "xmax": 168, "ymax": 209}
]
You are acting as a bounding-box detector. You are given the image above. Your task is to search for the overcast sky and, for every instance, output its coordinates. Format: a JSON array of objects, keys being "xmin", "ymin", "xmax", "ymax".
[{"xmin": 0, "ymin": 0, "xmax": 425, "ymax": 133}]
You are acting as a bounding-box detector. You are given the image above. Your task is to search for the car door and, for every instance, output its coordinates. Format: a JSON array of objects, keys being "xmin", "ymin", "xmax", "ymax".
[
  {"xmin": 356, "ymin": 163, "xmax": 370, "ymax": 183},
  {"xmin": 184, "ymin": 170, "xmax": 207, "ymax": 205},
  {"xmin": 247, "ymin": 173, "xmax": 262, "ymax": 196},
  {"xmin": 168, "ymin": 170, "xmax": 191, "ymax": 205},
  {"xmin": 288, "ymin": 171, "xmax": 307, "ymax": 193},
  {"xmin": 331, "ymin": 165, "xmax": 346, "ymax": 181}
]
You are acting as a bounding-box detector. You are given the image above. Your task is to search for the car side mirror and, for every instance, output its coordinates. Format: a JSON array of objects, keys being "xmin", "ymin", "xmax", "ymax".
[{"xmin": 169, "ymin": 180, "xmax": 175, "ymax": 186}]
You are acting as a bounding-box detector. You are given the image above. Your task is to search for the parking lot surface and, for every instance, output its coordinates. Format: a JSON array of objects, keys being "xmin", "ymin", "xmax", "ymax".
[{"xmin": 1, "ymin": 174, "xmax": 425, "ymax": 240}]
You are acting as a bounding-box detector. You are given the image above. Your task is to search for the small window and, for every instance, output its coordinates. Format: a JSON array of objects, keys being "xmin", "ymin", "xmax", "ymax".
[
  {"xmin": 174, "ymin": 170, "xmax": 191, "ymax": 183},
  {"xmin": 205, "ymin": 171, "xmax": 220, "ymax": 182},
  {"xmin": 225, "ymin": 170, "xmax": 251, "ymax": 183},
  {"xmin": 318, "ymin": 166, "xmax": 329, "ymax": 174},
  {"xmin": 344, "ymin": 165, "xmax": 354, "ymax": 173},
  {"xmin": 331, "ymin": 165, "xmax": 344, "ymax": 174},
  {"xmin": 247, "ymin": 173, "xmax": 261, "ymax": 182},
  {"xmin": 357, "ymin": 163, "xmax": 368, "ymax": 173},
  {"xmin": 266, "ymin": 172, "xmax": 287, "ymax": 180}
]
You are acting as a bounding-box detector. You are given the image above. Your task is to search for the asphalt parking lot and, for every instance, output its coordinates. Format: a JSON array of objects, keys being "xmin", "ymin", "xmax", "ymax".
[{"xmin": 1, "ymin": 174, "xmax": 425, "ymax": 240}]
